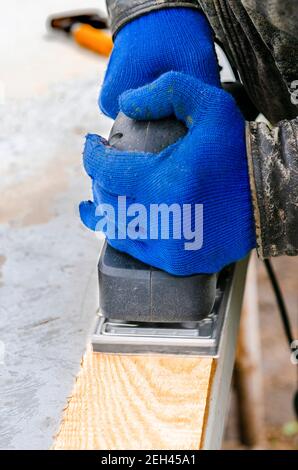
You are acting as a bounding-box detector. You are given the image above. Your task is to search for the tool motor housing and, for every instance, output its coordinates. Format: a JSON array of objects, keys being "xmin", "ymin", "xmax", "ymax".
[{"xmin": 98, "ymin": 112, "xmax": 217, "ymax": 323}]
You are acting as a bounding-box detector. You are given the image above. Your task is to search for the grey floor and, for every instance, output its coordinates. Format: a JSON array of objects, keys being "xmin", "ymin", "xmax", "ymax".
[{"xmin": 0, "ymin": 0, "xmax": 110, "ymax": 449}]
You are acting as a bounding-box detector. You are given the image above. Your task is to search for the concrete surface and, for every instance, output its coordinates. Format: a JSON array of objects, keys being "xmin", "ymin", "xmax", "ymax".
[{"xmin": 0, "ymin": 0, "xmax": 110, "ymax": 449}]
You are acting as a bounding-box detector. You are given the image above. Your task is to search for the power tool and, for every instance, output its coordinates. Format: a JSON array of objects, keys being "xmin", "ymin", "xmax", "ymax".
[{"xmin": 91, "ymin": 100, "xmax": 251, "ymax": 356}]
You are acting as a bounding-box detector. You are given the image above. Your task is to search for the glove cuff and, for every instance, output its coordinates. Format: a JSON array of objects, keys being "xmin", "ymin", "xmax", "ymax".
[{"xmin": 106, "ymin": 1, "xmax": 200, "ymax": 38}]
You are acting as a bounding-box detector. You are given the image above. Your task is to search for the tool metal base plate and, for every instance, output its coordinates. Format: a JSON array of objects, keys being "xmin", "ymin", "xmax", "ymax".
[{"xmin": 92, "ymin": 265, "xmax": 235, "ymax": 357}]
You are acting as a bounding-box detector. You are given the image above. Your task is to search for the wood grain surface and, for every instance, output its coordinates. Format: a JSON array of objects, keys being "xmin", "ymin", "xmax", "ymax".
[{"xmin": 52, "ymin": 348, "xmax": 215, "ymax": 450}]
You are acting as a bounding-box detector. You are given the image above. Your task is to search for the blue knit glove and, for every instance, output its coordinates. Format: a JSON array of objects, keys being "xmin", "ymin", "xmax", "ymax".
[
  {"xmin": 80, "ymin": 72, "xmax": 255, "ymax": 275},
  {"xmin": 100, "ymin": 8, "xmax": 220, "ymax": 118}
]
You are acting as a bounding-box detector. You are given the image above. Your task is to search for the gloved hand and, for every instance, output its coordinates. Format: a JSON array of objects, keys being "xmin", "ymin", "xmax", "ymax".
[
  {"xmin": 80, "ymin": 72, "xmax": 256, "ymax": 275},
  {"xmin": 100, "ymin": 7, "xmax": 220, "ymax": 118}
]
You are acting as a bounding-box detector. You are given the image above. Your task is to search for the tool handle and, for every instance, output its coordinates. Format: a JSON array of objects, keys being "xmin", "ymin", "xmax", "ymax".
[
  {"xmin": 73, "ymin": 24, "xmax": 113, "ymax": 57},
  {"xmin": 109, "ymin": 112, "xmax": 187, "ymax": 153}
]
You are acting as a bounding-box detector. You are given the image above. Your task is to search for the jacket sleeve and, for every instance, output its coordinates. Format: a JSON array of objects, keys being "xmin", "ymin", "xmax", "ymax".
[
  {"xmin": 246, "ymin": 118, "xmax": 298, "ymax": 259},
  {"xmin": 106, "ymin": 0, "xmax": 199, "ymax": 37}
]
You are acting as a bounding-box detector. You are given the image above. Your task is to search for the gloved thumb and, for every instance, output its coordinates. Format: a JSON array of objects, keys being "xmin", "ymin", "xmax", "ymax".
[
  {"xmin": 119, "ymin": 71, "xmax": 220, "ymax": 128},
  {"xmin": 79, "ymin": 201, "xmax": 100, "ymax": 231}
]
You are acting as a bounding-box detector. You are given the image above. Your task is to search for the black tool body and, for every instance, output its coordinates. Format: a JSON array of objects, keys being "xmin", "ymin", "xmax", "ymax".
[{"xmin": 98, "ymin": 112, "xmax": 217, "ymax": 322}]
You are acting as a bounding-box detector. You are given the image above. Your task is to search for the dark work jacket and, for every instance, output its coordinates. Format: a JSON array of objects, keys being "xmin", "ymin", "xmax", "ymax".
[{"xmin": 106, "ymin": 0, "xmax": 298, "ymax": 259}]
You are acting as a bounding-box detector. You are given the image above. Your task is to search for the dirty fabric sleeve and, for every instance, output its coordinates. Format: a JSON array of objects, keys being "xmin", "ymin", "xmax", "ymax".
[{"xmin": 246, "ymin": 119, "xmax": 298, "ymax": 258}]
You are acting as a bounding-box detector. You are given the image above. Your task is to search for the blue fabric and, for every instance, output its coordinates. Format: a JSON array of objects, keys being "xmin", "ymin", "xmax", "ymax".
[
  {"xmin": 99, "ymin": 7, "xmax": 221, "ymax": 118},
  {"xmin": 80, "ymin": 72, "xmax": 256, "ymax": 275}
]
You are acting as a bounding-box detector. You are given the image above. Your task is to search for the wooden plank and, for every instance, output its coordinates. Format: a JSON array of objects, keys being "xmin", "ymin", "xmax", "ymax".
[
  {"xmin": 52, "ymin": 350, "xmax": 214, "ymax": 450},
  {"xmin": 52, "ymin": 259, "xmax": 248, "ymax": 450}
]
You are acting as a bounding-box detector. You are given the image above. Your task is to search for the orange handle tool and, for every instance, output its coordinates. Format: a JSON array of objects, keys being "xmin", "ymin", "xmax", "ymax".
[{"xmin": 73, "ymin": 24, "xmax": 113, "ymax": 56}]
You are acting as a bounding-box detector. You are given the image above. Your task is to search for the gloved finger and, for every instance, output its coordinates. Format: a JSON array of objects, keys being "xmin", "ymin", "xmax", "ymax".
[
  {"xmin": 99, "ymin": 53, "xmax": 153, "ymax": 120},
  {"xmin": 83, "ymin": 133, "xmax": 162, "ymax": 195},
  {"xmin": 80, "ymin": 199, "xmax": 119, "ymax": 237},
  {"xmin": 82, "ymin": 133, "xmax": 106, "ymax": 178},
  {"xmin": 79, "ymin": 201, "xmax": 101, "ymax": 231},
  {"xmin": 99, "ymin": 48, "xmax": 121, "ymax": 119},
  {"xmin": 119, "ymin": 71, "xmax": 224, "ymax": 128},
  {"xmin": 99, "ymin": 51, "xmax": 129, "ymax": 119}
]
